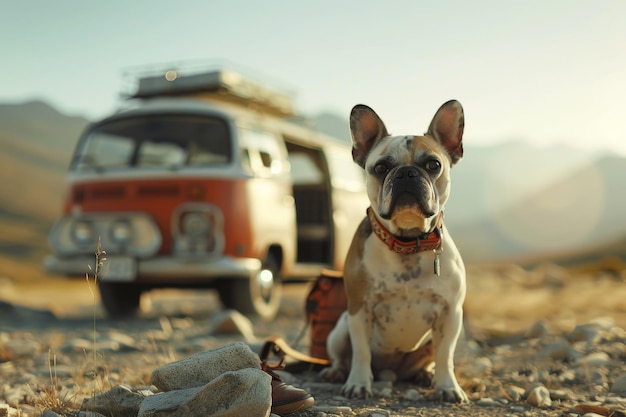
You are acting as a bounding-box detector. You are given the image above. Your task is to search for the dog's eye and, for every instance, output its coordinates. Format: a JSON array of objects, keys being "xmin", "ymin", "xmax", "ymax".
[
  {"xmin": 425, "ymin": 159, "xmax": 441, "ymax": 172},
  {"xmin": 373, "ymin": 162, "xmax": 389, "ymax": 175}
]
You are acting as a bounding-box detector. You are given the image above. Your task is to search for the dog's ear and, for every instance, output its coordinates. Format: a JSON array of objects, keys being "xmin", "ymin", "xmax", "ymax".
[
  {"xmin": 427, "ymin": 100, "xmax": 464, "ymax": 165},
  {"xmin": 350, "ymin": 105, "xmax": 389, "ymax": 168}
]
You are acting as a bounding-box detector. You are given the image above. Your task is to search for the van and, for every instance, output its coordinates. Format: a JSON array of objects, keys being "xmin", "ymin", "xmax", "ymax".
[{"xmin": 45, "ymin": 67, "xmax": 368, "ymax": 319}]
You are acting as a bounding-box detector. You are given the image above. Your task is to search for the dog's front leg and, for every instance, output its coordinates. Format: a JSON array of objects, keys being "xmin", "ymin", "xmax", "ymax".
[
  {"xmin": 343, "ymin": 308, "xmax": 373, "ymax": 399},
  {"xmin": 432, "ymin": 305, "xmax": 468, "ymax": 403}
]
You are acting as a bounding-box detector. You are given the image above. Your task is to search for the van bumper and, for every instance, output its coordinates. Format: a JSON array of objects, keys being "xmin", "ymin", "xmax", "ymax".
[{"xmin": 44, "ymin": 255, "xmax": 262, "ymax": 283}]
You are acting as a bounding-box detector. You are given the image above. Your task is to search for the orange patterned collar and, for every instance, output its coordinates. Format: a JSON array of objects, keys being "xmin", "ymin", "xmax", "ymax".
[{"xmin": 367, "ymin": 207, "xmax": 443, "ymax": 255}]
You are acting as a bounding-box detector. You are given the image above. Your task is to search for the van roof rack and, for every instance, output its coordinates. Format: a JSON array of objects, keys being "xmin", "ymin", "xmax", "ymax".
[{"xmin": 121, "ymin": 61, "xmax": 297, "ymax": 118}]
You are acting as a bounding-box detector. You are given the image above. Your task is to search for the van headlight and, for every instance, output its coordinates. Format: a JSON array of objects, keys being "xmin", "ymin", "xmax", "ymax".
[
  {"xmin": 71, "ymin": 221, "xmax": 95, "ymax": 246},
  {"xmin": 181, "ymin": 212, "xmax": 211, "ymax": 237},
  {"xmin": 48, "ymin": 213, "xmax": 161, "ymax": 257},
  {"xmin": 110, "ymin": 220, "xmax": 132, "ymax": 245},
  {"xmin": 172, "ymin": 203, "xmax": 224, "ymax": 257}
]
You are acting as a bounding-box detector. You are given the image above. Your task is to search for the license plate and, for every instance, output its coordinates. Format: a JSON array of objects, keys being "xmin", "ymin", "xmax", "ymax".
[{"xmin": 100, "ymin": 256, "xmax": 136, "ymax": 282}]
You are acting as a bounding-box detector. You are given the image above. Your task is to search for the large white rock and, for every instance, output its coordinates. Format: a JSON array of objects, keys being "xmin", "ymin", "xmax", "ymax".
[
  {"xmin": 139, "ymin": 369, "xmax": 271, "ymax": 417},
  {"xmin": 151, "ymin": 342, "xmax": 261, "ymax": 391}
]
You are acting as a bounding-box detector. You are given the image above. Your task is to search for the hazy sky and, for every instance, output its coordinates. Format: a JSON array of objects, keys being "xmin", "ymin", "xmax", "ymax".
[{"xmin": 2, "ymin": 0, "xmax": 625, "ymax": 155}]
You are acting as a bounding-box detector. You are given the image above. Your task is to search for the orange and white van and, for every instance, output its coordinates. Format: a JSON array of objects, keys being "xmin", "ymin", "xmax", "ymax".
[{"xmin": 45, "ymin": 67, "xmax": 368, "ymax": 319}]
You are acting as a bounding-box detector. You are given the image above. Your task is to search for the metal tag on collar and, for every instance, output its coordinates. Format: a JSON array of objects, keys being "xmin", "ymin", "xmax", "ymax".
[
  {"xmin": 433, "ymin": 227, "xmax": 443, "ymax": 277},
  {"xmin": 433, "ymin": 249, "xmax": 441, "ymax": 277}
]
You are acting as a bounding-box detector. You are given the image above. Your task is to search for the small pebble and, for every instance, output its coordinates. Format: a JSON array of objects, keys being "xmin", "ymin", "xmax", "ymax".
[
  {"xmin": 506, "ymin": 385, "xmax": 526, "ymax": 401},
  {"xmin": 526, "ymin": 385, "xmax": 552, "ymax": 407},
  {"xmin": 401, "ymin": 389, "xmax": 420, "ymax": 401},
  {"xmin": 612, "ymin": 373, "xmax": 626, "ymax": 394},
  {"xmin": 378, "ymin": 387, "xmax": 393, "ymax": 399},
  {"xmin": 476, "ymin": 397, "xmax": 499, "ymax": 407}
]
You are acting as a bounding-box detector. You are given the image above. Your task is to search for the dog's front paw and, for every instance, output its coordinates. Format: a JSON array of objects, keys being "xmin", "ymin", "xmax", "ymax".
[
  {"xmin": 341, "ymin": 381, "xmax": 372, "ymax": 399},
  {"xmin": 341, "ymin": 368, "xmax": 373, "ymax": 399},
  {"xmin": 432, "ymin": 385, "xmax": 469, "ymax": 403},
  {"xmin": 319, "ymin": 366, "xmax": 346, "ymax": 383}
]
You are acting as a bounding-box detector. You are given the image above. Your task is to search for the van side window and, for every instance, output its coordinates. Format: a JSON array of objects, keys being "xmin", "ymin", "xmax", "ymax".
[
  {"xmin": 238, "ymin": 127, "xmax": 286, "ymax": 177},
  {"xmin": 259, "ymin": 151, "xmax": 272, "ymax": 168},
  {"xmin": 240, "ymin": 148, "xmax": 253, "ymax": 174}
]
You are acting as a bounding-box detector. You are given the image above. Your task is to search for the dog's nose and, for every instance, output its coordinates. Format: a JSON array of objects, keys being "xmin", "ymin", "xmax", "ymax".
[{"xmin": 395, "ymin": 166, "xmax": 420, "ymax": 179}]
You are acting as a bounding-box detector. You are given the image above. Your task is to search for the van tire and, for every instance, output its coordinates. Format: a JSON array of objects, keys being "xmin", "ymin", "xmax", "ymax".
[
  {"xmin": 98, "ymin": 282, "xmax": 142, "ymax": 318},
  {"xmin": 217, "ymin": 254, "xmax": 282, "ymax": 320}
]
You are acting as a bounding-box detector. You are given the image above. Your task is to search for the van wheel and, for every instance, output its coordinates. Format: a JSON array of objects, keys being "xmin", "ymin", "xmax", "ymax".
[
  {"xmin": 98, "ymin": 282, "xmax": 141, "ymax": 318},
  {"xmin": 217, "ymin": 255, "xmax": 282, "ymax": 320}
]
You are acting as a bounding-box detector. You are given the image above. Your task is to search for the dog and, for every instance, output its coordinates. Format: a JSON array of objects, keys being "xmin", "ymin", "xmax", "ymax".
[{"xmin": 320, "ymin": 100, "xmax": 468, "ymax": 402}]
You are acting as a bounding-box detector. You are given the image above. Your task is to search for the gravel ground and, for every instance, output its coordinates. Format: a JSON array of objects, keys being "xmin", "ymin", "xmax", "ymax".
[{"xmin": 1, "ymin": 265, "xmax": 625, "ymax": 417}]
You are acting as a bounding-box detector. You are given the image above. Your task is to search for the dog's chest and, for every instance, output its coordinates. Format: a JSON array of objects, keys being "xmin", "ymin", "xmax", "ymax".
[{"xmin": 362, "ymin": 239, "xmax": 450, "ymax": 353}]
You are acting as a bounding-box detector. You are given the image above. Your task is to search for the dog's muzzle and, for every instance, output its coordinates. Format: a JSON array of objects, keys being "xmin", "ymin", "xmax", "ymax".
[{"xmin": 380, "ymin": 166, "xmax": 436, "ymax": 219}]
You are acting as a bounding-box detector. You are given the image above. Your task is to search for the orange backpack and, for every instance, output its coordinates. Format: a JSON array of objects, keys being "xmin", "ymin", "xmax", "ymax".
[
  {"xmin": 305, "ymin": 269, "xmax": 347, "ymax": 360},
  {"xmin": 260, "ymin": 269, "xmax": 347, "ymax": 368}
]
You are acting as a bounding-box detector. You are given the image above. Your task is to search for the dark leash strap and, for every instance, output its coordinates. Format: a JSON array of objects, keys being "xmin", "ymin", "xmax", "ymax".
[{"xmin": 260, "ymin": 335, "xmax": 330, "ymax": 371}]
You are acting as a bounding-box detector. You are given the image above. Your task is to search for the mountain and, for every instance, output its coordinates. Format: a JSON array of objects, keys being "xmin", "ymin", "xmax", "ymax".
[
  {"xmin": 309, "ymin": 112, "xmax": 351, "ymax": 144},
  {"xmin": 0, "ymin": 101, "xmax": 89, "ymax": 265},
  {"xmin": 452, "ymin": 155, "xmax": 626, "ymax": 262},
  {"xmin": 1, "ymin": 100, "xmax": 624, "ymax": 276}
]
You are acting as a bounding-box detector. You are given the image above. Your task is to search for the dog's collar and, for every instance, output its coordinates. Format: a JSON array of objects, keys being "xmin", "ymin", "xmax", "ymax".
[{"xmin": 367, "ymin": 207, "xmax": 443, "ymax": 255}]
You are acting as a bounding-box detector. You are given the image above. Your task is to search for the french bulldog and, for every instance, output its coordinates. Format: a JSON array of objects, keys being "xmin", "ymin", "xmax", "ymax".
[{"xmin": 321, "ymin": 100, "xmax": 468, "ymax": 402}]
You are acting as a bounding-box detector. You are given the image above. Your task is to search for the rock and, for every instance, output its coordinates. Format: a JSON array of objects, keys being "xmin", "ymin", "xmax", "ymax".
[
  {"xmin": 60, "ymin": 338, "xmax": 94, "ymax": 353},
  {"xmin": 208, "ymin": 310, "xmax": 257, "ymax": 342},
  {"xmin": 42, "ymin": 410, "xmax": 63, "ymax": 417},
  {"xmin": 474, "ymin": 356, "xmax": 493, "ymax": 374},
  {"xmin": 574, "ymin": 367, "xmax": 608, "ymax": 386},
  {"xmin": 568, "ymin": 319, "xmax": 614, "ymax": 344},
  {"xmin": 505, "ymin": 385, "xmax": 525, "ymax": 401},
  {"xmin": 151, "ymin": 342, "xmax": 261, "ymax": 391},
  {"xmin": 527, "ymin": 321, "xmax": 549, "ymax": 339},
  {"xmin": 4, "ymin": 338, "xmax": 41, "ymax": 358},
  {"xmin": 378, "ymin": 387, "xmax": 393, "ymax": 399},
  {"xmin": 0, "ymin": 302, "xmax": 57, "ymax": 327},
  {"xmin": 1, "ymin": 402, "xmax": 22, "ymax": 417},
  {"xmin": 579, "ymin": 352, "xmax": 611, "ymax": 367},
  {"xmin": 530, "ymin": 262, "xmax": 567, "ymax": 288},
  {"xmin": 140, "ymin": 369, "xmax": 271, "ymax": 417},
  {"xmin": 138, "ymin": 385, "xmax": 204, "ymax": 417},
  {"xmin": 475, "ymin": 397, "xmax": 500, "ymax": 407},
  {"xmin": 401, "ymin": 388, "xmax": 420, "ymax": 401},
  {"xmin": 105, "ymin": 332, "xmax": 141, "ymax": 352},
  {"xmin": 3, "ymin": 384, "xmax": 36, "ymax": 407},
  {"xmin": 549, "ymin": 388, "xmax": 576, "ymax": 401},
  {"xmin": 525, "ymin": 384, "xmax": 552, "ymax": 407},
  {"xmin": 611, "ymin": 373, "xmax": 626, "ymax": 394},
  {"xmin": 539, "ymin": 339, "xmax": 578, "ymax": 361},
  {"xmin": 363, "ymin": 409, "xmax": 390, "ymax": 417},
  {"xmin": 82, "ymin": 384, "xmax": 147, "ymax": 417}
]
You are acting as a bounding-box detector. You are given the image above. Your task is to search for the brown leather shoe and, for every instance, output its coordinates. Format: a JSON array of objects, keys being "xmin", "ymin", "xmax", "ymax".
[{"xmin": 262, "ymin": 359, "xmax": 315, "ymax": 415}]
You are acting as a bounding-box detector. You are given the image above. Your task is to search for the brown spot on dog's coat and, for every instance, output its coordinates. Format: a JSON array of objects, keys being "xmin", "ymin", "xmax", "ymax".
[{"xmin": 344, "ymin": 216, "xmax": 372, "ymax": 314}]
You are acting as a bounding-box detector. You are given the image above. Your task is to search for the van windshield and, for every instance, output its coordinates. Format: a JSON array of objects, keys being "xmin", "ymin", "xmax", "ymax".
[{"xmin": 71, "ymin": 114, "xmax": 231, "ymax": 171}]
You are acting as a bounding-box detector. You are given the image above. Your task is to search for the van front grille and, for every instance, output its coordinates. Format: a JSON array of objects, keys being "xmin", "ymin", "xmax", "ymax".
[
  {"xmin": 90, "ymin": 186, "xmax": 125, "ymax": 199},
  {"xmin": 137, "ymin": 185, "xmax": 180, "ymax": 197}
]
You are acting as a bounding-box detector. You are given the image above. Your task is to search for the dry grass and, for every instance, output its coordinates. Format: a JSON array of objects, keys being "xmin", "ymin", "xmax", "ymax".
[
  {"xmin": 33, "ymin": 239, "xmax": 108, "ymax": 416},
  {"xmin": 34, "ymin": 351, "xmax": 79, "ymax": 415},
  {"xmin": 465, "ymin": 263, "xmax": 626, "ymax": 335}
]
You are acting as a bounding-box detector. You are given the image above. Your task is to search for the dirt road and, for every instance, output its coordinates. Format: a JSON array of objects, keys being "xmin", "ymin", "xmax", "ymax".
[{"xmin": 1, "ymin": 265, "xmax": 625, "ymax": 416}]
